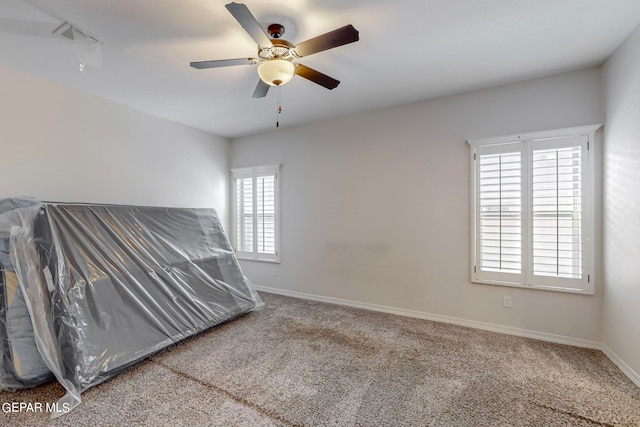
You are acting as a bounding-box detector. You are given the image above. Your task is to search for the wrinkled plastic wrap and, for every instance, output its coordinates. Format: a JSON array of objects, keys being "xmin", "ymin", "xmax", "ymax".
[
  {"xmin": 10, "ymin": 202, "xmax": 262, "ymax": 416},
  {"xmin": 72, "ymin": 28, "xmax": 102, "ymax": 70},
  {"xmin": 0, "ymin": 198, "xmax": 53, "ymax": 390}
]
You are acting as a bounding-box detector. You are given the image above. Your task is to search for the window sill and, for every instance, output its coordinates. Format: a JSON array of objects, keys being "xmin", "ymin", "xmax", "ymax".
[
  {"xmin": 236, "ymin": 255, "xmax": 280, "ymax": 264},
  {"xmin": 471, "ymin": 279, "xmax": 594, "ymax": 296}
]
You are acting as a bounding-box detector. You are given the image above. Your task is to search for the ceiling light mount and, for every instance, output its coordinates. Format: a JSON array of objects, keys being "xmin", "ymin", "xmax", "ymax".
[{"xmin": 267, "ymin": 23, "xmax": 285, "ymax": 39}]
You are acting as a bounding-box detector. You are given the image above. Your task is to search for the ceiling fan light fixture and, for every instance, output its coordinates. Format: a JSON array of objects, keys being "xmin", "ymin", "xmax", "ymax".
[{"xmin": 258, "ymin": 59, "xmax": 295, "ymax": 86}]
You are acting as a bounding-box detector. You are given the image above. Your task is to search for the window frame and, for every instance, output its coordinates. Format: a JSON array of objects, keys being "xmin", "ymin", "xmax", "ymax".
[
  {"xmin": 468, "ymin": 125, "xmax": 600, "ymax": 295},
  {"xmin": 231, "ymin": 164, "xmax": 281, "ymax": 263}
]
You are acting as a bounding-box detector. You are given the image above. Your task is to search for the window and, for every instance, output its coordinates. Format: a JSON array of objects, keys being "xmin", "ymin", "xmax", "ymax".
[
  {"xmin": 231, "ymin": 164, "xmax": 280, "ymax": 262},
  {"xmin": 468, "ymin": 125, "xmax": 600, "ymax": 294}
]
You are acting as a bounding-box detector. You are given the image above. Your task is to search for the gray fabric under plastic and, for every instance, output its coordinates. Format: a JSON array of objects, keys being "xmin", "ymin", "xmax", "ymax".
[
  {"xmin": 7, "ymin": 201, "xmax": 262, "ymax": 416},
  {"xmin": 1, "ymin": 270, "xmax": 53, "ymax": 387},
  {"xmin": 0, "ymin": 198, "xmax": 53, "ymax": 390}
]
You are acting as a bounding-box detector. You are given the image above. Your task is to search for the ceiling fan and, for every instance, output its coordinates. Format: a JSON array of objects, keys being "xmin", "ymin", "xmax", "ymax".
[{"xmin": 190, "ymin": 2, "xmax": 360, "ymax": 98}]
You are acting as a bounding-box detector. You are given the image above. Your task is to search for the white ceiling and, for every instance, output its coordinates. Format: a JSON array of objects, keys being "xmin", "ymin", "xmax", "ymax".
[{"xmin": 1, "ymin": 0, "xmax": 640, "ymax": 138}]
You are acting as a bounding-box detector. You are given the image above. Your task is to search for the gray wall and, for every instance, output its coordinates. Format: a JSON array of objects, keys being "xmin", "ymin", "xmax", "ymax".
[
  {"xmin": 602, "ymin": 23, "xmax": 640, "ymax": 382},
  {"xmin": 232, "ymin": 67, "xmax": 604, "ymax": 342},
  {"xmin": 0, "ymin": 65, "xmax": 231, "ymax": 228}
]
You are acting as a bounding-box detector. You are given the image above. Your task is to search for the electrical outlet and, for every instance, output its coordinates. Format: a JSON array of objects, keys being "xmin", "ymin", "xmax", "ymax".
[
  {"xmin": 272, "ymin": 267, "xmax": 278, "ymax": 277},
  {"xmin": 503, "ymin": 296, "xmax": 512, "ymax": 308}
]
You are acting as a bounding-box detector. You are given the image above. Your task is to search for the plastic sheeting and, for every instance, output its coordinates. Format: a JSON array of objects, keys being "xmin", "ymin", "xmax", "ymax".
[
  {"xmin": 0, "ymin": 198, "xmax": 53, "ymax": 390},
  {"xmin": 72, "ymin": 28, "xmax": 102, "ymax": 71},
  {"xmin": 6, "ymin": 200, "xmax": 262, "ymax": 416}
]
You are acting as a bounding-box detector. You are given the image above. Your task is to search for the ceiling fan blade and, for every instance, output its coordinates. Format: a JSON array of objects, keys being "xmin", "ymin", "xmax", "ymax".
[
  {"xmin": 190, "ymin": 58, "xmax": 255, "ymax": 69},
  {"xmin": 295, "ymin": 64, "xmax": 340, "ymax": 90},
  {"xmin": 294, "ymin": 24, "xmax": 359, "ymax": 57},
  {"xmin": 252, "ymin": 80, "xmax": 270, "ymax": 98},
  {"xmin": 225, "ymin": 2, "xmax": 273, "ymax": 48}
]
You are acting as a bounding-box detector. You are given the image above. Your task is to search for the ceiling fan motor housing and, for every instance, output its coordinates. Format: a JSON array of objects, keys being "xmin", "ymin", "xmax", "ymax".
[{"xmin": 259, "ymin": 39, "xmax": 295, "ymax": 60}]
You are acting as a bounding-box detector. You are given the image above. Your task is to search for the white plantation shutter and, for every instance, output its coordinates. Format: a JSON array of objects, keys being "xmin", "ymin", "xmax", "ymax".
[
  {"xmin": 532, "ymin": 146, "xmax": 582, "ymax": 278},
  {"xmin": 475, "ymin": 143, "xmax": 524, "ymax": 284},
  {"xmin": 529, "ymin": 135, "xmax": 587, "ymax": 289},
  {"xmin": 256, "ymin": 175, "xmax": 276, "ymax": 254},
  {"xmin": 479, "ymin": 150, "xmax": 522, "ymax": 273},
  {"xmin": 232, "ymin": 165, "xmax": 280, "ymax": 262},
  {"xmin": 236, "ymin": 177, "xmax": 254, "ymax": 252},
  {"xmin": 469, "ymin": 126, "xmax": 598, "ymax": 294}
]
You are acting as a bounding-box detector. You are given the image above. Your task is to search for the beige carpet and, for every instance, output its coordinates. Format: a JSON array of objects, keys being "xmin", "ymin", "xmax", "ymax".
[{"xmin": 1, "ymin": 292, "xmax": 639, "ymax": 426}]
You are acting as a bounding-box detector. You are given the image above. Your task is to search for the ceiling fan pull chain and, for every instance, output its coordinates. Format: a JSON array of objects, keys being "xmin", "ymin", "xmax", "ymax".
[{"xmin": 276, "ymin": 85, "xmax": 282, "ymax": 127}]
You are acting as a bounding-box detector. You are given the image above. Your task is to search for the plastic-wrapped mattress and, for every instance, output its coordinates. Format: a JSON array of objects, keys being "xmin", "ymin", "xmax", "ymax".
[
  {"xmin": 0, "ymin": 199, "xmax": 53, "ymax": 391},
  {"xmin": 11, "ymin": 202, "xmax": 262, "ymax": 415},
  {"xmin": 0, "ymin": 270, "xmax": 53, "ymax": 388}
]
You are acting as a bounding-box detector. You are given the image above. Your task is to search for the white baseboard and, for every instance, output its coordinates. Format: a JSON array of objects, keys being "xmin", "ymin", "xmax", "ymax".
[
  {"xmin": 601, "ymin": 344, "xmax": 640, "ymax": 388},
  {"xmin": 252, "ymin": 285, "xmax": 601, "ymax": 349}
]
